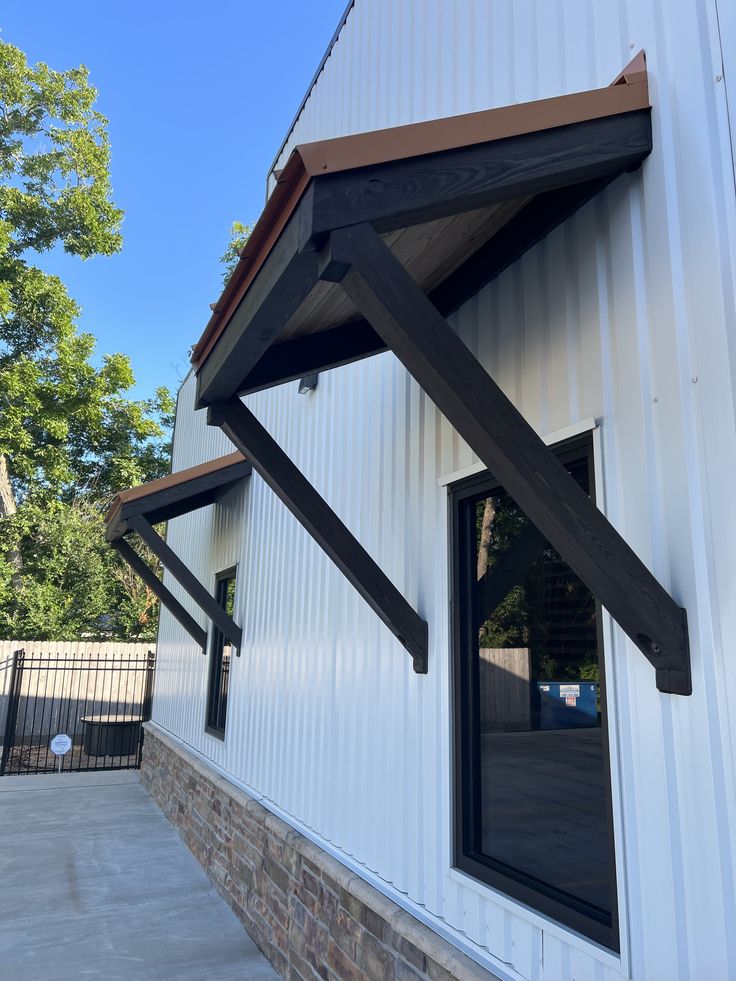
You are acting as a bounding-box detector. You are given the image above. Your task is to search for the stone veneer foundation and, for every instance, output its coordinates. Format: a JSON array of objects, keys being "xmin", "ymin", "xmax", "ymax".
[{"xmin": 140, "ymin": 724, "xmax": 499, "ymax": 981}]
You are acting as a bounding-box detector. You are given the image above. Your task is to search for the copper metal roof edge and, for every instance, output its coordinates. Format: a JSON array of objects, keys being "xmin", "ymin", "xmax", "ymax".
[
  {"xmin": 191, "ymin": 154, "xmax": 308, "ymax": 364},
  {"xmin": 105, "ymin": 451, "xmax": 247, "ymax": 528},
  {"xmin": 612, "ymin": 49, "xmax": 647, "ymax": 86},
  {"xmin": 295, "ymin": 76, "xmax": 648, "ymax": 177},
  {"xmin": 192, "ymin": 53, "xmax": 649, "ymax": 373}
]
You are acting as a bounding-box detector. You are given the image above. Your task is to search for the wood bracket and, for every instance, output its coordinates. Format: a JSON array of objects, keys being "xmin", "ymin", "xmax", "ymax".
[
  {"xmin": 127, "ymin": 513, "xmax": 243, "ymax": 652},
  {"xmin": 207, "ymin": 398, "xmax": 429, "ymax": 673},
  {"xmin": 111, "ymin": 537, "xmax": 208, "ymax": 651},
  {"xmin": 327, "ymin": 221, "xmax": 691, "ymax": 695}
]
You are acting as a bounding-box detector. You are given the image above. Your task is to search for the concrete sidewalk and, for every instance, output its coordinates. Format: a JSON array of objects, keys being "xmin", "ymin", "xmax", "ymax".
[{"xmin": 0, "ymin": 770, "xmax": 277, "ymax": 980}]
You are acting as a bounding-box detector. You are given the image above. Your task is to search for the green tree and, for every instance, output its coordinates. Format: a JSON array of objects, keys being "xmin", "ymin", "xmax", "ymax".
[
  {"xmin": 0, "ymin": 39, "xmax": 172, "ymax": 508},
  {"xmin": 0, "ymin": 40, "xmax": 173, "ymax": 639},
  {"xmin": 0, "ymin": 497, "xmax": 160, "ymax": 640},
  {"xmin": 219, "ymin": 220, "xmax": 253, "ymax": 285}
]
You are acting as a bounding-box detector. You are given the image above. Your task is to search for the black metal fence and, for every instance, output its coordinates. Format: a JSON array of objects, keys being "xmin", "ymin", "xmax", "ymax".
[{"xmin": 0, "ymin": 649, "xmax": 155, "ymax": 776}]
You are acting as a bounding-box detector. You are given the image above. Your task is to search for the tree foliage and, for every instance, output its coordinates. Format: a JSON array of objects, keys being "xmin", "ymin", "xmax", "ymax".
[
  {"xmin": 476, "ymin": 479, "xmax": 599, "ymax": 683},
  {"xmin": 219, "ymin": 220, "xmax": 253, "ymax": 285},
  {"xmin": 0, "ymin": 498, "xmax": 158, "ymax": 639},
  {"xmin": 0, "ymin": 40, "xmax": 173, "ymax": 640}
]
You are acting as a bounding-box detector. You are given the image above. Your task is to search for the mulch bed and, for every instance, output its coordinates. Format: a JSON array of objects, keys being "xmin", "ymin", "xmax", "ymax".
[{"xmin": 3, "ymin": 741, "xmax": 138, "ymax": 775}]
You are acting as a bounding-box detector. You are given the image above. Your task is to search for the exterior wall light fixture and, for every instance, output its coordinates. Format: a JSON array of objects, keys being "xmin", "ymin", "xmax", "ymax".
[{"xmin": 298, "ymin": 373, "xmax": 319, "ymax": 394}]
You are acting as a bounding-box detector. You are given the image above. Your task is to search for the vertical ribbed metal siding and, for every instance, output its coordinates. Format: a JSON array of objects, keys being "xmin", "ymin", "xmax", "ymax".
[
  {"xmin": 155, "ymin": 2, "xmax": 736, "ymax": 978},
  {"xmin": 152, "ymin": 375, "xmax": 248, "ymax": 768},
  {"xmin": 272, "ymin": 0, "xmax": 651, "ymax": 179}
]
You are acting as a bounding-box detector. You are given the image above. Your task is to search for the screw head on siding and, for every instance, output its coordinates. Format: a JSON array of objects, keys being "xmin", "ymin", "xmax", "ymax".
[
  {"xmin": 653, "ymin": 396, "xmax": 659, "ymax": 403},
  {"xmin": 691, "ymin": 376, "xmax": 698, "ymax": 383},
  {"xmin": 716, "ymin": 75, "xmax": 723, "ymax": 83}
]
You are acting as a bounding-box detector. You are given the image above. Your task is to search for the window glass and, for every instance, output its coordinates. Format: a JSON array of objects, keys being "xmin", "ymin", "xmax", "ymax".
[
  {"xmin": 453, "ymin": 443, "xmax": 618, "ymax": 949},
  {"xmin": 206, "ymin": 570, "xmax": 236, "ymax": 735}
]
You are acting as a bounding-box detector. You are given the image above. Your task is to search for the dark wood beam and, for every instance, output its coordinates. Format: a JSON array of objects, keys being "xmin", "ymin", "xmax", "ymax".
[
  {"xmin": 310, "ymin": 110, "xmax": 652, "ymax": 235},
  {"xmin": 235, "ymin": 177, "xmax": 617, "ymax": 396},
  {"xmin": 111, "ymin": 538, "xmax": 208, "ymax": 650},
  {"xmin": 328, "ymin": 221, "xmax": 690, "ymax": 695},
  {"xmin": 429, "ymin": 176, "xmax": 614, "ymax": 317},
  {"xmin": 239, "ymin": 319, "xmax": 387, "ymax": 394},
  {"xmin": 196, "ymin": 190, "xmax": 320, "ymax": 408},
  {"xmin": 207, "ymin": 398, "xmax": 429, "ymax": 673},
  {"xmin": 127, "ymin": 514, "xmax": 243, "ymax": 651}
]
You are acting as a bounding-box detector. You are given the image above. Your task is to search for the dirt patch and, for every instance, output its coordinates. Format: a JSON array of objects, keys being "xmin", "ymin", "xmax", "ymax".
[{"xmin": 2, "ymin": 740, "xmax": 139, "ymax": 775}]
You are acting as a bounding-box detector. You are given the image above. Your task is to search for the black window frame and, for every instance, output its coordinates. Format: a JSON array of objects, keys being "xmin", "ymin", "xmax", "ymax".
[
  {"xmin": 450, "ymin": 434, "xmax": 620, "ymax": 951},
  {"xmin": 205, "ymin": 566, "xmax": 237, "ymax": 739}
]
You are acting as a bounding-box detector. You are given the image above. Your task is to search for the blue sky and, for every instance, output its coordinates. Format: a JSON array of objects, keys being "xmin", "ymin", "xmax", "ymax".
[{"xmin": 1, "ymin": 1, "xmax": 348, "ymax": 398}]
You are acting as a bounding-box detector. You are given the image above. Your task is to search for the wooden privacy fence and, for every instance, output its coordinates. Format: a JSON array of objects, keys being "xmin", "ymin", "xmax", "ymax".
[
  {"xmin": 0, "ymin": 642, "xmax": 155, "ymax": 775},
  {"xmin": 0, "ymin": 640, "xmax": 154, "ymax": 661},
  {"xmin": 478, "ymin": 648, "xmax": 531, "ymax": 732}
]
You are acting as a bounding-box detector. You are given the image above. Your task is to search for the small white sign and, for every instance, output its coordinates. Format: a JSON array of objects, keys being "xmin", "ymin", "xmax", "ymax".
[
  {"xmin": 50, "ymin": 733, "xmax": 72, "ymax": 756},
  {"xmin": 559, "ymin": 684, "xmax": 580, "ymax": 698}
]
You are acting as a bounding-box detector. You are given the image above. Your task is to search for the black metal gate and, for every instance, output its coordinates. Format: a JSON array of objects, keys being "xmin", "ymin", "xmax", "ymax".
[{"xmin": 0, "ymin": 649, "xmax": 155, "ymax": 776}]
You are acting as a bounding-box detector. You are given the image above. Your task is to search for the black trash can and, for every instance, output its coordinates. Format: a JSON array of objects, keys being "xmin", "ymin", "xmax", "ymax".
[{"xmin": 81, "ymin": 715, "xmax": 142, "ymax": 756}]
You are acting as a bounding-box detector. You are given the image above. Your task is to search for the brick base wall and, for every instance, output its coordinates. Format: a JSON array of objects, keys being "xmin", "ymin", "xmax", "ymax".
[{"xmin": 140, "ymin": 724, "xmax": 498, "ymax": 981}]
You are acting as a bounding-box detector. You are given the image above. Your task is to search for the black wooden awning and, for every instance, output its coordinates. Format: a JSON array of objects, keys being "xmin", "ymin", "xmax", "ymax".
[
  {"xmin": 193, "ymin": 54, "xmax": 652, "ymax": 400},
  {"xmin": 189, "ymin": 52, "xmax": 691, "ymax": 693},
  {"xmin": 106, "ymin": 453, "xmax": 250, "ymax": 652}
]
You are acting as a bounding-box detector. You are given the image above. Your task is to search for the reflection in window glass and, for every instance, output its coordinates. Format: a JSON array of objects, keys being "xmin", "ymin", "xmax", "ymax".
[
  {"xmin": 207, "ymin": 570, "xmax": 236, "ymax": 735},
  {"xmin": 453, "ymin": 444, "xmax": 618, "ymax": 949}
]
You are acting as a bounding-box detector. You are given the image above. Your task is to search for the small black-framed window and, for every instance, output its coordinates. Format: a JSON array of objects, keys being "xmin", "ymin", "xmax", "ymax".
[
  {"xmin": 451, "ymin": 436, "xmax": 619, "ymax": 951},
  {"xmin": 206, "ymin": 568, "xmax": 237, "ymax": 737}
]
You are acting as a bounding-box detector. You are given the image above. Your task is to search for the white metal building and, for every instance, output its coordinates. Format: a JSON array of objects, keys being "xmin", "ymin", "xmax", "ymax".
[{"xmin": 110, "ymin": 2, "xmax": 736, "ymax": 979}]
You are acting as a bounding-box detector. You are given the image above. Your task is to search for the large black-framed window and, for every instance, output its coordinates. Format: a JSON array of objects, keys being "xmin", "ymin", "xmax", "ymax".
[
  {"xmin": 451, "ymin": 436, "xmax": 619, "ymax": 950},
  {"xmin": 206, "ymin": 568, "xmax": 237, "ymax": 737}
]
